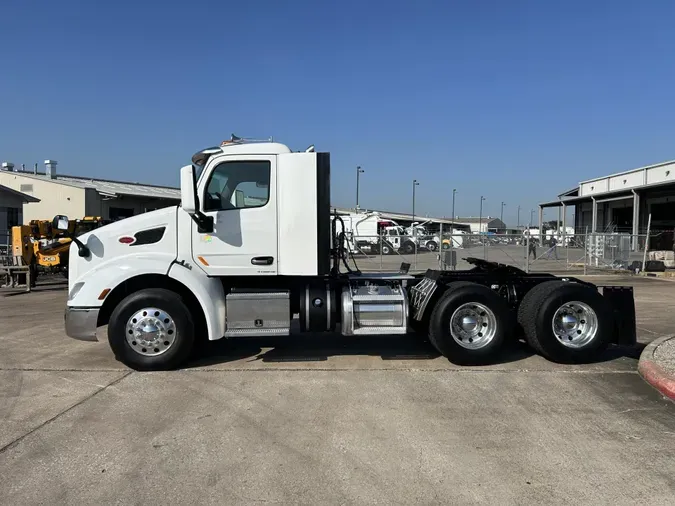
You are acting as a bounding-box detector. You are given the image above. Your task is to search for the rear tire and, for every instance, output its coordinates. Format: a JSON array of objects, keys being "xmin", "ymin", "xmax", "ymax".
[
  {"xmin": 400, "ymin": 241, "xmax": 415, "ymax": 255},
  {"xmin": 428, "ymin": 281, "xmax": 512, "ymax": 365},
  {"xmin": 381, "ymin": 243, "xmax": 393, "ymax": 255},
  {"xmin": 108, "ymin": 288, "xmax": 195, "ymax": 371},
  {"xmin": 517, "ymin": 280, "xmax": 612, "ymax": 363},
  {"xmin": 426, "ymin": 241, "xmax": 438, "ymax": 252}
]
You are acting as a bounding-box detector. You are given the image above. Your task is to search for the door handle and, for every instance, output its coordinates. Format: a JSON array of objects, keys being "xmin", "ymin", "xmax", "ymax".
[{"xmin": 251, "ymin": 256, "xmax": 274, "ymax": 266}]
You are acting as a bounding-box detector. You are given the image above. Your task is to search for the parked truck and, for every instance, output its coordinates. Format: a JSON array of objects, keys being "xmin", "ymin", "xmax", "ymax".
[{"xmin": 60, "ymin": 136, "xmax": 636, "ymax": 371}]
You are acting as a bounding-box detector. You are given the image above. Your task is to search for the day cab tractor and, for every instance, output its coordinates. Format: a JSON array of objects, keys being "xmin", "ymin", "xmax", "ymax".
[{"xmin": 60, "ymin": 136, "xmax": 636, "ymax": 371}]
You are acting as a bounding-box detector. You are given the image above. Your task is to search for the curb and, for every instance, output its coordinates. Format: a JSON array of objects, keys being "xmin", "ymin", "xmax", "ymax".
[{"xmin": 637, "ymin": 334, "xmax": 675, "ymax": 401}]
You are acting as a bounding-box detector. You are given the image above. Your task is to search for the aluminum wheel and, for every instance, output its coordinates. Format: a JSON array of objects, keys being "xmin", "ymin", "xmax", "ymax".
[
  {"xmin": 551, "ymin": 301, "xmax": 598, "ymax": 349},
  {"xmin": 125, "ymin": 307, "xmax": 176, "ymax": 357},
  {"xmin": 449, "ymin": 302, "xmax": 497, "ymax": 350}
]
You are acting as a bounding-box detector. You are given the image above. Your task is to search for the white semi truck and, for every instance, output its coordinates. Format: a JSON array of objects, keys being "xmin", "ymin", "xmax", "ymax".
[{"xmin": 60, "ymin": 136, "xmax": 637, "ymax": 370}]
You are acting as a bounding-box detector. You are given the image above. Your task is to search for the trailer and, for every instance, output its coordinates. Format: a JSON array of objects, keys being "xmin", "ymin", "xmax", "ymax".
[{"xmin": 60, "ymin": 136, "xmax": 637, "ymax": 370}]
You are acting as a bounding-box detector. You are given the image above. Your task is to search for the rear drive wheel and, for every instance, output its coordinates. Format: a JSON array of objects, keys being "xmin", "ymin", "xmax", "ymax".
[
  {"xmin": 108, "ymin": 288, "xmax": 195, "ymax": 371},
  {"xmin": 428, "ymin": 281, "xmax": 512, "ymax": 365},
  {"xmin": 517, "ymin": 280, "xmax": 612, "ymax": 363},
  {"xmin": 400, "ymin": 241, "xmax": 415, "ymax": 255},
  {"xmin": 381, "ymin": 243, "xmax": 393, "ymax": 255},
  {"xmin": 426, "ymin": 241, "xmax": 438, "ymax": 252}
]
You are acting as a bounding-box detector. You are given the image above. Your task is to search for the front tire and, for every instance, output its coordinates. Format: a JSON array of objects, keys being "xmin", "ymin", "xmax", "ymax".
[
  {"xmin": 517, "ymin": 280, "xmax": 613, "ymax": 363},
  {"xmin": 428, "ymin": 281, "xmax": 512, "ymax": 365},
  {"xmin": 426, "ymin": 241, "xmax": 438, "ymax": 252},
  {"xmin": 108, "ymin": 288, "xmax": 195, "ymax": 371}
]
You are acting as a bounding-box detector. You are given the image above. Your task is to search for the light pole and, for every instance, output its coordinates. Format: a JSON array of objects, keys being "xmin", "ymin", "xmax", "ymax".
[
  {"xmin": 500, "ymin": 201, "xmax": 506, "ymax": 230},
  {"xmin": 479, "ymin": 196, "xmax": 486, "ymax": 234},
  {"xmin": 451, "ymin": 188, "xmax": 457, "ymax": 230},
  {"xmin": 412, "ymin": 179, "xmax": 419, "ymax": 227},
  {"xmin": 355, "ymin": 166, "xmax": 364, "ymax": 211},
  {"xmin": 517, "ymin": 205, "xmax": 521, "ymax": 230},
  {"xmin": 530, "ymin": 209, "xmax": 535, "ymax": 227}
]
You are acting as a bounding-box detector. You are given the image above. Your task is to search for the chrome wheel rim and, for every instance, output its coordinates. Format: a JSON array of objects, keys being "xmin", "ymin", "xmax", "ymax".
[
  {"xmin": 449, "ymin": 302, "xmax": 497, "ymax": 349},
  {"xmin": 552, "ymin": 301, "xmax": 598, "ymax": 349},
  {"xmin": 125, "ymin": 307, "xmax": 176, "ymax": 356}
]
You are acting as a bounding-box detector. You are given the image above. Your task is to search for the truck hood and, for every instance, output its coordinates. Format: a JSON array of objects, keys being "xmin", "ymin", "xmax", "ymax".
[{"xmin": 68, "ymin": 206, "xmax": 179, "ymax": 292}]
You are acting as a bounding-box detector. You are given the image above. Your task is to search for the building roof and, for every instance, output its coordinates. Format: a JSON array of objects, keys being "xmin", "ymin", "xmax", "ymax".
[
  {"xmin": 453, "ymin": 217, "xmax": 503, "ymax": 224},
  {"xmin": 3, "ymin": 170, "xmax": 180, "ymax": 200},
  {"xmin": 0, "ymin": 184, "xmax": 40, "ymax": 203}
]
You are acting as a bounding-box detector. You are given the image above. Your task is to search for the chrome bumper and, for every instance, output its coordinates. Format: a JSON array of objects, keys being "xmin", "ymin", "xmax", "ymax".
[{"xmin": 65, "ymin": 307, "xmax": 100, "ymax": 342}]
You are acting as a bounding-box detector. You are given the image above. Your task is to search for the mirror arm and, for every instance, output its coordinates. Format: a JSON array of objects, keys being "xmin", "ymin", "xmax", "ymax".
[{"xmin": 191, "ymin": 211, "xmax": 214, "ymax": 234}]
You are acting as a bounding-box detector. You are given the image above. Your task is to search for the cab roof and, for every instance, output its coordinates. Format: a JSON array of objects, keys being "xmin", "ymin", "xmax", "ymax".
[{"xmin": 191, "ymin": 135, "xmax": 292, "ymax": 166}]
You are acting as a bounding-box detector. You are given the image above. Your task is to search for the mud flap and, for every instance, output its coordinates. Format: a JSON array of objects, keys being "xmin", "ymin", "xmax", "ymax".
[{"xmin": 600, "ymin": 285, "xmax": 637, "ymax": 346}]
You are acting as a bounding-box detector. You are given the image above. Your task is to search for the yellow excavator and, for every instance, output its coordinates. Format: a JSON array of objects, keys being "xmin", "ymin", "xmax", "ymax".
[{"xmin": 11, "ymin": 217, "xmax": 108, "ymax": 282}]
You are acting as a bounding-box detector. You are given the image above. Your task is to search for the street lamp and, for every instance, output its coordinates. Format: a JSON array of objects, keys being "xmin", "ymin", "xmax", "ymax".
[
  {"xmin": 412, "ymin": 179, "xmax": 419, "ymax": 227},
  {"xmin": 530, "ymin": 209, "xmax": 535, "ymax": 227},
  {"xmin": 355, "ymin": 166, "xmax": 364, "ymax": 211},
  {"xmin": 451, "ymin": 189, "xmax": 457, "ymax": 230},
  {"xmin": 479, "ymin": 196, "xmax": 486, "ymax": 234},
  {"xmin": 500, "ymin": 201, "xmax": 506, "ymax": 228},
  {"xmin": 517, "ymin": 205, "xmax": 521, "ymax": 230}
]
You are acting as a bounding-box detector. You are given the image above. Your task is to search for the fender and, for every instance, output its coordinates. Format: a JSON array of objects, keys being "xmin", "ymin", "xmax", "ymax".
[
  {"xmin": 67, "ymin": 253, "xmax": 175, "ymax": 307},
  {"xmin": 168, "ymin": 262, "xmax": 226, "ymax": 341}
]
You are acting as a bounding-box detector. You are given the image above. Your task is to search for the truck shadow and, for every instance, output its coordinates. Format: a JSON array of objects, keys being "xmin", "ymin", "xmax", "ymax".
[
  {"xmin": 187, "ymin": 334, "xmax": 539, "ymax": 368},
  {"xmin": 187, "ymin": 335, "xmax": 643, "ymax": 369}
]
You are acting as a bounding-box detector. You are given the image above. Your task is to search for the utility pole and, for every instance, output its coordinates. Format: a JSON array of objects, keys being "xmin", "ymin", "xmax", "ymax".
[{"xmin": 355, "ymin": 166, "xmax": 364, "ymax": 211}]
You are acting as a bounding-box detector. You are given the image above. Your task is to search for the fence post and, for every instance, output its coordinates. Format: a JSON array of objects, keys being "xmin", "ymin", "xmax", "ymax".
[
  {"xmin": 525, "ymin": 231, "xmax": 530, "ymax": 273},
  {"xmin": 413, "ymin": 230, "xmax": 417, "ymax": 271},
  {"xmin": 439, "ymin": 223, "xmax": 443, "ymax": 269},
  {"xmin": 583, "ymin": 231, "xmax": 588, "ymax": 275},
  {"xmin": 642, "ymin": 213, "xmax": 652, "ymax": 271}
]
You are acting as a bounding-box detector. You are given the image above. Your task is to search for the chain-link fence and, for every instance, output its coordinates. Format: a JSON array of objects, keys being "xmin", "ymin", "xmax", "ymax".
[{"xmin": 341, "ymin": 231, "xmax": 671, "ymax": 274}]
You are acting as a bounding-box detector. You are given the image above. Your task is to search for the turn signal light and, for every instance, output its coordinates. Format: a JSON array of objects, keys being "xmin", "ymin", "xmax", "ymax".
[{"xmin": 118, "ymin": 236, "xmax": 135, "ymax": 244}]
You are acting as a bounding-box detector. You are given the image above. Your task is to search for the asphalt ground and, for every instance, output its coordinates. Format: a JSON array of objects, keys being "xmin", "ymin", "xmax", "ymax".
[{"xmin": 1, "ymin": 275, "xmax": 674, "ymax": 504}]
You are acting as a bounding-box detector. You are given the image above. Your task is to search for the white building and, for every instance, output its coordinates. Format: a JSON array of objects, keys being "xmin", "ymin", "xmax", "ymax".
[
  {"xmin": 452, "ymin": 217, "xmax": 507, "ymax": 234},
  {"xmin": 0, "ymin": 182, "xmax": 40, "ymax": 245},
  {"xmin": 0, "ymin": 160, "xmax": 180, "ymax": 223},
  {"xmin": 539, "ymin": 158, "xmax": 675, "ymax": 250}
]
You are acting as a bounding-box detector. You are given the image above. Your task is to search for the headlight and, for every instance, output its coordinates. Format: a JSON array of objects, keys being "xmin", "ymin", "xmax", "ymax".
[{"xmin": 68, "ymin": 282, "xmax": 84, "ymax": 301}]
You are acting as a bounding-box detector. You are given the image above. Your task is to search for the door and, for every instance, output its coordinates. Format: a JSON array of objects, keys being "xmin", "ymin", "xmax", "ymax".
[
  {"xmin": 387, "ymin": 228, "xmax": 401, "ymax": 249},
  {"xmin": 192, "ymin": 155, "xmax": 278, "ymax": 276}
]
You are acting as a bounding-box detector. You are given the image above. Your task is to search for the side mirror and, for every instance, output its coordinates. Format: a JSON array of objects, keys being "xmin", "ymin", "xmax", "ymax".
[
  {"xmin": 180, "ymin": 164, "xmax": 214, "ymax": 234},
  {"xmin": 180, "ymin": 165, "xmax": 197, "ymax": 214},
  {"xmin": 53, "ymin": 215, "xmax": 69, "ymax": 231}
]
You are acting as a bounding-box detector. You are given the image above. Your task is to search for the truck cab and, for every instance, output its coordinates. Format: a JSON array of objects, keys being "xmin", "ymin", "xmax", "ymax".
[{"xmin": 61, "ymin": 136, "xmax": 637, "ymax": 371}]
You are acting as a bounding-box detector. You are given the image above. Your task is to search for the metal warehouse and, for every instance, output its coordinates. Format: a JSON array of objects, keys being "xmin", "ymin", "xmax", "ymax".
[
  {"xmin": 539, "ymin": 159, "xmax": 675, "ymax": 248},
  {"xmin": 0, "ymin": 160, "xmax": 180, "ymax": 223}
]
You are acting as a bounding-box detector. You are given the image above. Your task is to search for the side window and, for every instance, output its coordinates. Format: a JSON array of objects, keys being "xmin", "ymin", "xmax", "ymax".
[{"xmin": 203, "ymin": 160, "xmax": 271, "ymax": 211}]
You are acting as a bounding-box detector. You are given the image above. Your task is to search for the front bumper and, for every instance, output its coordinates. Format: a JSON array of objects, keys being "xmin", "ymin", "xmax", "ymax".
[{"xmin": 65, "ymin": 307, "xmax": 100, "ymax": 342}]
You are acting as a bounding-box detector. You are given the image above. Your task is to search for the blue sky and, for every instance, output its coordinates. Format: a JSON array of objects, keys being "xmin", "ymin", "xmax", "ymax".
[{"xmin": 2, "ymin": 0, "xmax": 675, "ymax": 225}]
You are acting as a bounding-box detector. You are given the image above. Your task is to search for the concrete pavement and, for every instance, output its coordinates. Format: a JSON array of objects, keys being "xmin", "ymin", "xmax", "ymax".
[{"xmin": 1, "ymin": 274, "xmax": 675, "ymax": 504}]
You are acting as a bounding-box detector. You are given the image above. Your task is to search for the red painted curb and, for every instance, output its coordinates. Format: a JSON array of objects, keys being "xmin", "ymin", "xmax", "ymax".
[{"xmin": 638, "ymin": 359, "xmax": 675, "ymax": 401}]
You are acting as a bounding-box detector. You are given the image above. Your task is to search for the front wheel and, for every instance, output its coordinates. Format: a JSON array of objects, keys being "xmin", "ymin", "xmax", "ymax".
[
  {"xmin": 426, "ymin": 241, "xmax": 438, "ymax": 252},
  {"xmin": 108, "ymin": 288, "xmax": 195, "ymax": 371},
  {"xmin": 428, "ymin": 281, "xmax": 513, "ymax": 365}
]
